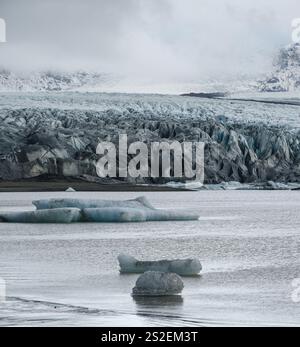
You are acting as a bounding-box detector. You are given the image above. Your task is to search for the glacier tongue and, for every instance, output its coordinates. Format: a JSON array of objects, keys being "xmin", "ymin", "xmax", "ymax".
[{"xmin": 0, "ymin": 92, "xmax": 300, "ymax": 184}]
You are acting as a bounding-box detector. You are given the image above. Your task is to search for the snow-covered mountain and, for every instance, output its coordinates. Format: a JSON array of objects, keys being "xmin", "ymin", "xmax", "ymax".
[
  {"xmin": 0, "ymin": 70, "xmax": 115, "ymax": 92},
  {"xmin": 1, "ymin": 44, "xmax": 300, "ymax": 94},
  {"xmin": 0, "ymin": 68, "xmax": 254, "ymax": 94},
  {"xmin": 257, "ymin": 43, "xmax": 300, "ymax": 92}
]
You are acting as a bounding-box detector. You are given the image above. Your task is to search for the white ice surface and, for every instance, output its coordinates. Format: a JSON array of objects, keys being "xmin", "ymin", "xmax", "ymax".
[{"xmin": 1, "ymin": 92, "xmax": 300, "ymax": 131}]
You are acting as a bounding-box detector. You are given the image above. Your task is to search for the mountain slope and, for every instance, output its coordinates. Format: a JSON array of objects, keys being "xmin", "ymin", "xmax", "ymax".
[
  {"xmin": 0, "ymin": 70, "xmax": 114, "ymax": 92},
  {"xmin": 257, "ymin": 43, "xmax": 300, "ymax": 92}
]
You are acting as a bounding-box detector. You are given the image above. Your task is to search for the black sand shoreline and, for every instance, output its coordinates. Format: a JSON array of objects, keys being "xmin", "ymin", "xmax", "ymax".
[{"xmin": 0, "ymin": 179, "xmax": 186, "ymax": 192}]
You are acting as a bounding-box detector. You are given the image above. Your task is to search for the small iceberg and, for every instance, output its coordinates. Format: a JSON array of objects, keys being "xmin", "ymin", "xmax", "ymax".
[
  {"xmin": 132, "ymin": 271, "xmax": 184, "ymax": 296},
  {"xmin": 65, "ymin": 187, "xmax": 76, "ymax": 192},
  {"xmin": 0, "ymin": 208, "xmax": 81, "ymax": 223},
  {"xmin": 118, "ymin": 254, "xmax": 202, "ymax": 276}
]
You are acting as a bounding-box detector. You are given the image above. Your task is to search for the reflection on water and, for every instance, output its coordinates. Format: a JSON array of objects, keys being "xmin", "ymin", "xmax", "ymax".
[{"xmin": 133, "ymin": 295, "xmax": 184, "ymax": 307}]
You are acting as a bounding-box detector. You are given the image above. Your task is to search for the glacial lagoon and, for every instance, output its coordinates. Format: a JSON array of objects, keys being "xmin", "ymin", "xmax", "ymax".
[{"xmin": 0, "ymin": 190, "xmax": 299, "ymax": 326}]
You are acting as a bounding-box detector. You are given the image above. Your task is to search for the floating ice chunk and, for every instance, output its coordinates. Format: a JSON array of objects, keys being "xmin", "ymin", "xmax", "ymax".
[
  {"xmin": 33, "ymin": 196, "xmax": 154, "ymax": 210},
  {"xmin": 0, "ymin": 208, "xmax": 81, "ymax": 223},
  {"xmin": 132, "ymin": 271, "xmax": 184, "ymax": 296},
  {"xmin": 82, "ymin": 208, "xmax": 147, "ymax": 223},
  {"xmin": 118, "ymin": 254, "xmax": 202, "ymax": 276},
  {"xmin": 65, "ymin": 187, "xmax": 76, "ymax": 192}
]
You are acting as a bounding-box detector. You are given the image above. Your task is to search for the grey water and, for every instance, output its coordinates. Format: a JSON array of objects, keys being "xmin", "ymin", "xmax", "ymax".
[{"xmin": 0, "ymin": 191, "xmax": 299, "ymax": 327}]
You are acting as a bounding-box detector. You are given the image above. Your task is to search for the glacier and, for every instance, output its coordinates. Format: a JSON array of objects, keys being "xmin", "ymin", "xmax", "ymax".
[
  {"xmin": 0, "ymin": 90, "xmax": 300, "ymax": 185},
  {"xmin": 118, "ymin": 254, "xmax": 202, "ymax": 276}
]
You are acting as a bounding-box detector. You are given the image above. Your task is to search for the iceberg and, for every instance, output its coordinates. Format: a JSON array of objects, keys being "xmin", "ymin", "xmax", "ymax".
[
  {"xmin": 65, "ymin": 187, "xmax": 76, "ymax": 192},
  {"xmin": 0, "ymin": 208, "xmax": 82, "ymax": 223},
  {"xmin": 118, "ymin": 254, "xmax": 202, "ymax": 276},
  {"xmin": 33, "ymin": 196, "xmax": 154, "ymax": 210},
  {"xmin": 82, "ymin": 208, "xmax": 199, "ymax": 223},
  {"xmin": 0, "ymin": 196, "xmax": 199, "ymax": 224},
  {"xmin": 82, "ymin": 208, "xmax": 147, "ymax": 223},
  {"xmin": 132, "ymin": 271, "xmax": 184, "ymax": 296}
]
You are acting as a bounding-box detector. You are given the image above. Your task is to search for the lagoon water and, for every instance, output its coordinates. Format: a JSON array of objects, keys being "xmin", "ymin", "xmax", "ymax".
[{"xmin": 0, "ymin": 191, "xmax": 299, "ymax": 327}]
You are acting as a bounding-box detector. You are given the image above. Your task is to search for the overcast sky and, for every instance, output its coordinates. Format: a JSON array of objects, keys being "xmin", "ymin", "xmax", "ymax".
[{"xmin": 0, "ymin": 0, "xmax": 299, "ymax": 83}]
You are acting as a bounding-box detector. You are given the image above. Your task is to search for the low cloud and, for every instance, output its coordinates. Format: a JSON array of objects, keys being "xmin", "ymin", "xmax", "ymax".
[{"xmin": 0, "ymin": 0, "xmax": 299, "ymax": 84}]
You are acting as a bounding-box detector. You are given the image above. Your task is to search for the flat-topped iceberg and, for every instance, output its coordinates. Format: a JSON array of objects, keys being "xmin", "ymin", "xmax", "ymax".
[
  {"xmin": 132, "ymin": 271, "xmax": 184, "ymax": 296},
  {"xmin": 33, "ymin": 196, "xmax": 154, "ymax": 210},
  {"xmin": 0, "ymin": 196, "xmax": 199, "ymax": 223},
  {"xmin": 118, "ymin": 254, "xmax": 202, "ymax": 276},
  {"xmin": 0, "ymin": 208, "xmax": 81, "ymax": 223}
]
